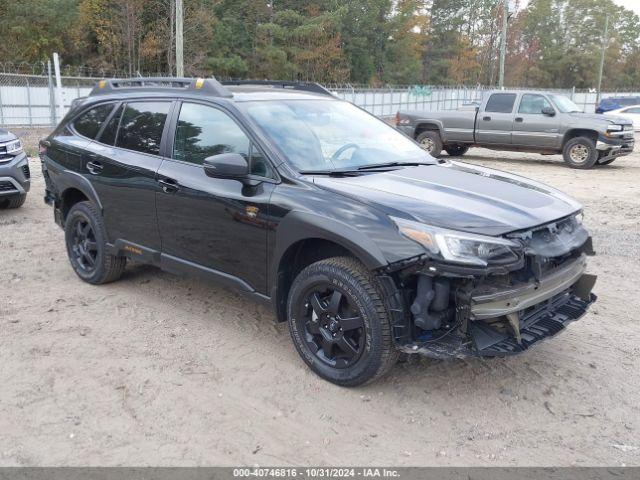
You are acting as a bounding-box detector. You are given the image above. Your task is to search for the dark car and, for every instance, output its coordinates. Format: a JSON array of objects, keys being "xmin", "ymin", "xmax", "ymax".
[
  {"xmin": 0, "ymin": 129, "xmax": 30, "ymax": 208},
  {"xmin": 596, "ymin": 96, "xmax": 640, "ymax": 114},
  {"xmin": 40, "ymin": 78, "xmax": 597, "ymax": 386}
]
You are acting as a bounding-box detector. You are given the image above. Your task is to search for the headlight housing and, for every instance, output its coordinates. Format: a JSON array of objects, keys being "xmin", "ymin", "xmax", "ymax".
[
  {"xmin": 391, "ymin": 217, "xmax": 521, "ymax": 267},
  {"xmin": 4, "ymin": 139, "xmax": 23, "ymax": 155},
  {"xmin": 607, "ymin": 124, "xmax": 623, "ymax": 132}
]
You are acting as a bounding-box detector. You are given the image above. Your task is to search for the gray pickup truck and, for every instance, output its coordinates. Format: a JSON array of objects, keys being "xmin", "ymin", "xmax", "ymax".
[{"xmin": 396, "ymin": 90, "xmax": 635, "ymax": 168}]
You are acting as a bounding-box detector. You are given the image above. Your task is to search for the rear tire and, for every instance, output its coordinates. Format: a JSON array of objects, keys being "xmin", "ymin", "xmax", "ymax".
[
  {"xmin": 287, "ymin": 256, "xmax": 398, "ymax": 387},
  {"xmin": 444, "ymin": 145, "xmax": 469, "ymax": 157},
  {"xmin": 1, "ymin": 194, "xmax": 26, "ymax": 209},
  {"xmin": 562, "ymin": 137, "xmax": 598, "ymax": 169},
  {"xmin": 416, "ymin": 131, "xmax": 443, "ymax": 157},
  {"xmin": 64, "ymin": 201, "xmax": 126, "ymax": 285}
]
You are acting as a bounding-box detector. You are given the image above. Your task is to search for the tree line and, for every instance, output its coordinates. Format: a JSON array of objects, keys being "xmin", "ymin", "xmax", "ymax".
[{"xmin": 2, "ymin": 0, "xmax": 639, "ymax": 89}]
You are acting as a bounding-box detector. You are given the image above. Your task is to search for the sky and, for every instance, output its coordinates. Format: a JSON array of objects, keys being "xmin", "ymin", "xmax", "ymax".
[{"xmin": 518, "ymin": 0, "xmax": 640, "ymax": 15}]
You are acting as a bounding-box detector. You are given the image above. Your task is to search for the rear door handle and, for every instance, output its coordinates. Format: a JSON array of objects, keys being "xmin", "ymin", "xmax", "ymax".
[
  {"xmin": 515, "ymin": 117, "xmax": 524, "ymax": 123},
  {"xmin": 158, "ymin": 178, "xmax": 179, "ymax": 193},
  {"xmin": 483, "ymin": 116, "xmax": 491, "ymax": 121},
  {"xmin": 86, "ymin": 161, "xmax": 103, "ymax": 174}
]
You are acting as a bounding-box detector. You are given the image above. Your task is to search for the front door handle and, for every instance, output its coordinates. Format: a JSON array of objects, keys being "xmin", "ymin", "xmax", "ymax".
[
  {"xmin": 158, "ymin": 178, "xmax": 179, "ymax": 193},
  {"xmin": 515, "ymin": 117, "xmax": 524, "ymax": 123},
  {"xmin": 483, "ymin": 116, "xmax": 491, "ymax": 121},
  {"xmin": 86, "ymin": 161, "xmax": 103, "ymax": 175}
]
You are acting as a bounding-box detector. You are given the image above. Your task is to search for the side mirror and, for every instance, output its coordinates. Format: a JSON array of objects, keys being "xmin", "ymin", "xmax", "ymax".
[
  {"xmin": 542, "ymin": 106, "xmax": 556, "ymax": 116},
  {"xmin": 203, "ymin": 153, "xmax": 249, "ymax": 179}
]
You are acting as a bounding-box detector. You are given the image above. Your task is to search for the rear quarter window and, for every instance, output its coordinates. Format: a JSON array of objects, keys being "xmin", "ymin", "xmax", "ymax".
[
  {"xmin": 73, "ymin": 103, "xmax": 115, "ymax": 139},
  {"xmin": 485, "ymin": 94, "xmax": 517, "ymax": 113}
]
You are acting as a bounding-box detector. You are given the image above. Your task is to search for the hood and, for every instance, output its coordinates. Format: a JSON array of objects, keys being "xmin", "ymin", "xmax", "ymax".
[
  {"xmin": 569, "ymin": 112, "xmax": 632, "ymax": 125},
  {"xmin": 0, "ymin": 129, "xmax": 16, "ymax": 143},
  {"xmin": 311, "ymin": 162, "xmax": 582, "ymax": 236}
]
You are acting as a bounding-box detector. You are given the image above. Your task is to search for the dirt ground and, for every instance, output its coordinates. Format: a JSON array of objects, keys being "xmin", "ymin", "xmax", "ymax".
[{"xmin": 1, "ymin": 140, "xmax": 639, "ymax": 467}]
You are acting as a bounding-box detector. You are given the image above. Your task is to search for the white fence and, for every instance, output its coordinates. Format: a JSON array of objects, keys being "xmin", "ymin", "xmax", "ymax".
[{"xmin": 2, "ymin": 72, "xmax": 640, "ymax": 127}]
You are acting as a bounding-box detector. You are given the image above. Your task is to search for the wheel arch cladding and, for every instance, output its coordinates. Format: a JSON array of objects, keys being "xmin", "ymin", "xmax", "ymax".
[
  {"xmin": 270, "ymin": 211, "xmax": 389, "ymax": 323},
  {"xmin": 57, "ymin": 171, "xmax": 103, "ymax": 222},
  {"xmin": 415, "ymin": 121, "xmax": 443, "ymax": 138},
  {"xmin": 61, "ymin": 187, "xmax": 90, "ymax": 222},
  {"xmin": 563, "ymin": 128, "xmax": 598, "ymax": 146}
]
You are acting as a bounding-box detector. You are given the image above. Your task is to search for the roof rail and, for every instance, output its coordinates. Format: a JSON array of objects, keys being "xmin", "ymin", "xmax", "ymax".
[
  {"xmin": 221, "ymin": 80, "xmax": 333, "ymax": 96},
  {"xmin": 89, "ymin": 77, "xmax": 233, "ymax": 98}
]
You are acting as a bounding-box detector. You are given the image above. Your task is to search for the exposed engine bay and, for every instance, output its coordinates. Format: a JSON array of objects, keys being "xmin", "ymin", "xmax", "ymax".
[{"xmin": 383, "ymin": 214, "xmax": 597, "ymax": 358}]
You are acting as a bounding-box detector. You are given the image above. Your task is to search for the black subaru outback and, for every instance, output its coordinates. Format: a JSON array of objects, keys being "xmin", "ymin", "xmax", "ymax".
[{"xmin": 41, "ymin": 78, "xmax": 596, "ymax": 386}]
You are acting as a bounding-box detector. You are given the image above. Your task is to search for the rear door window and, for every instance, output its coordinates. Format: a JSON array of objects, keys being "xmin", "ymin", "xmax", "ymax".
[
  {"xmin": 485, "ymin": 94, "xmax": 517, "ymax": 113},
  {"xmin": 73, "ymin": 103, "xmax": 115, "ymax": 139},
  {"xmin": 98, "ymin": 104, "xmax": 123, "ymax": 145},
  {"xmin": 115, "ymin": 102, "xmax": 171, "ymax": 156}
]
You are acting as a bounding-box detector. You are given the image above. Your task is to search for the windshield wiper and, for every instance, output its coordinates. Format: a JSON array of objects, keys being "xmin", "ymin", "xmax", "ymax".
[
  {"xmin": 356, "ymin": 161, "xmax": 434, "ymax": 171},
  {"xmin": 298, "ymin": 169, "xmax": 363, "ymax": 176}
]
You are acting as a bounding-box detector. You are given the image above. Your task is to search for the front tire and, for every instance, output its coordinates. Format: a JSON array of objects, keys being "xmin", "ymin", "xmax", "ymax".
[
  {"xmin": 287, "ymin": 257, "xmax": 398, "ymax": 387},
  {"xmin": 1, "ymin": 194, "xmax": 26, "ymax": 209},
  {"xmin": 416, "ymin": 131, "xmax": 443, "ymax": 157},
  {"xmin": 563, "ymin": 137, "xmax": 598, "ymax": 169},
  {"xmin": 65, "ymin": 201, "xmax": 126, "ymax": 285},
  {"xmin": 444, "ymin": 145, "xmax": 469, "ymax": 157}
]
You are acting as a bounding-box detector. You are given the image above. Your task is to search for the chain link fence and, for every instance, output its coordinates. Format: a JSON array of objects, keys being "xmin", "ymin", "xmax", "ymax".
[{"xmin": 2, "ymin": 64, "xmax": 640, "ymax": 127}]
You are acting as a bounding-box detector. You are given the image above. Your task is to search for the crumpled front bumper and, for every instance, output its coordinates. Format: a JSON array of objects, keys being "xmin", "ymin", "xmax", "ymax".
[{"xmin": 401, "ymin": 255, "xmax": 597, "ymax": 359}]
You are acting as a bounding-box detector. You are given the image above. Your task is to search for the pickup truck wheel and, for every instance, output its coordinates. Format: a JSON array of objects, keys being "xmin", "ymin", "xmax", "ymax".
[
  {"xmin": 1, "ymin": 194, "xmax": 26, "ymax": 209},
  {"xmin": 563, "ymin": 137, "xmax": 598, "ymax": 169},
  {"xmin": 64, "ymin": 201, "xmax": 126, "ymax": 285},
  {"xmin": 287, "ymin": 256, "xmax": 398, "ymax": 386},
  {"xmin": 416, "ymin": 131, "xmax": 442, "ymax": 157},
  {"xmin": 444, "ymin": 145, "xmax": 469, "ymax": 157}
]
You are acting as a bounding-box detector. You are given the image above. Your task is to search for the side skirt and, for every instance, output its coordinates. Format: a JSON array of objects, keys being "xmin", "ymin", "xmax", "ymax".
[{"xmin": 106, "ymin": 240, "xmax": 272, "ymax": 308}]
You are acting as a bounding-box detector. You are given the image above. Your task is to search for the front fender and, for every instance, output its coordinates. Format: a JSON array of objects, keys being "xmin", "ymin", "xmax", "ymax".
[{"xmin": 271, "ymin": 210, "xmax": 389, "ymax": 278}]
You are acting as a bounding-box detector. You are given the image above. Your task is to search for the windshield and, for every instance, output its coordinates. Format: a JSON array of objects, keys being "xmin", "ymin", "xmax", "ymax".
[
  {"xmin": 550, "ymin": 94, "xmax": 582, "ymax": 113},
  {"xmin": 242, "ymin": 99, "xmax": 436, "ymax": 171}
]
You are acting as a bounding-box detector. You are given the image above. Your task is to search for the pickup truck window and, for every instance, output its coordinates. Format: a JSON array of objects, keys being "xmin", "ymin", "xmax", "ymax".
[
  {"xmin": 518, "ymin": 94, "xmax": 553, "ymax": 114},
  {"xmin": 485, "ymin": 93, "xmax": 517, "ymax": 113}
]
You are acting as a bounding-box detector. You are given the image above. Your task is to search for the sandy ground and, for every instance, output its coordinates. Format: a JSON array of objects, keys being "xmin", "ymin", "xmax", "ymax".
[{"xmin": 1, "ymin": 141, "xmax": 639, "ymax": 467}]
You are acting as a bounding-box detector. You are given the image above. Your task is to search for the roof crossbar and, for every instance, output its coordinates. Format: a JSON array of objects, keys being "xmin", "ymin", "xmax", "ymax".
[{"xmin": 89, "ymin": 77, "xmax": 233, "ymax": 98}]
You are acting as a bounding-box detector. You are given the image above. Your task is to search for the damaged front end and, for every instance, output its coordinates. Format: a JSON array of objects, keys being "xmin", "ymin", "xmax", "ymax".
[{"xmin": 382, "ymin": 214, "xmax": 597, "ymax": 359}]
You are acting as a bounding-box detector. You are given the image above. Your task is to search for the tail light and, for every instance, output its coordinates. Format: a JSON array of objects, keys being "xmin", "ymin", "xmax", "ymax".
[{"xmin": 39, "ymin": 140, "xmax": 49, "ymax": 160}]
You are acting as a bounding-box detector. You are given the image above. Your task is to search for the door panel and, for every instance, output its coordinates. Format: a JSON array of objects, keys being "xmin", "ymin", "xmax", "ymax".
[
  {"xmin": 79, "ymin": 100, "xmax": 172, "ymax": 250},
  {"xmin": 83, "ymin": 141, "xmax": 164, "ymax": 250},
  {"xmin": 475, "ymin": 93, "xmax": 517, "ymax": 145},
  {"xmin": 156, "ymin": 160, "xmax": 274, "ymax": 293},
  {"xmin": 156, "ymin": 101, "xmax": 275, "ymax": 294},
  {"xmin": 512, "ymin": 94, "xmax": 560, "ymax": 148}
]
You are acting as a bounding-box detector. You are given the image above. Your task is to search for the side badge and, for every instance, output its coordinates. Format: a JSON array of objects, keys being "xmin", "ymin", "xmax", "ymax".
[{"xmin": 246, "ymin": 205, "xmax": 259, "ymax": 219}]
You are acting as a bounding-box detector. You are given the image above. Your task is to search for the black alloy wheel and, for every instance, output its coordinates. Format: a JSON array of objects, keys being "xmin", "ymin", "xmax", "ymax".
[
  {"xmin": 64, "ymin": 201, "xmax": 126, "ymax": 284},
  {"xmin": 287, "ymin": 257, "xmax": 398, "ymax": 386},
  {"xmin": 296, "ymin": 284, "xmax": 365, "ymax": 369},
  {"xmin": 69, "ymin": 216, "xmax": 99, "ymax": 274}
]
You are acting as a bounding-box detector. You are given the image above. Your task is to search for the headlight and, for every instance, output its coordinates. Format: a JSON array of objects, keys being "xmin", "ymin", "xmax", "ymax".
[
  {"xmin": 4, "ymin": 139, "xmax": 23, "ymax": 155},
  {"xmin": 607, "ymin": 124, "xmax": 623, "ymax": 132},
  {"xmin": 391, "ymin": 217, "xmax": 521, "ymax": 266}
]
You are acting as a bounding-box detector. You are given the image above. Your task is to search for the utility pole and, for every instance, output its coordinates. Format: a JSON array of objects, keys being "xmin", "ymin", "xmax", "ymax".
[
  {"xmin": 498, "ymin": 0, "xmax": 508, "ymax": 89},
  {"xmin": 52, "ymin": 53, "xmax": 65, "ymax": 123},
  {"xmin": 175, "ymin": 0, "xmax": 184, "ymax": 77},
  {"xmin": 596, "ymin": 14, "xmax": 609, "ymax": 105}
]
